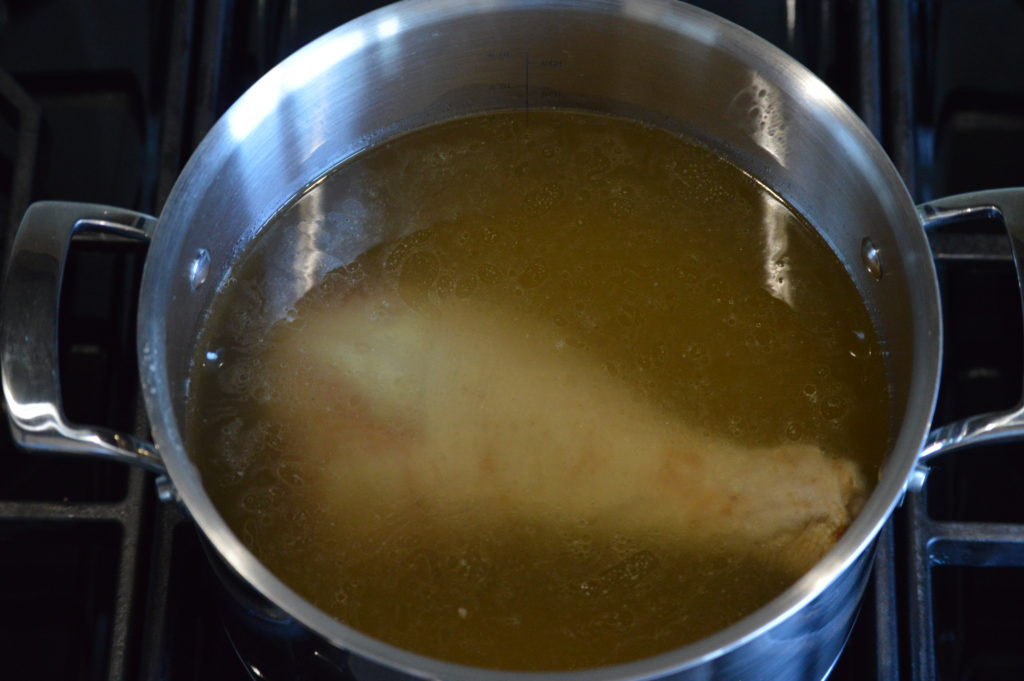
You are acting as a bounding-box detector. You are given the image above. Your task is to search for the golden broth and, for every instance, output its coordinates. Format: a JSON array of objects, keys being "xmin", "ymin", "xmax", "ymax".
[{"xmin": 187, "ymin": 111, "xmax": 890, "ymax": 670}]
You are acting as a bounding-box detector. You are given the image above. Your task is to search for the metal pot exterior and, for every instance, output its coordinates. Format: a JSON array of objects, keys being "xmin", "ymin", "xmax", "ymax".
[
  {"xmin": 204, "ymin": 530, "xmax": 876, "ymax": 681},
  {"xmin": 133, "ymin": 1, "xmax": 940, "ymax": 679}
]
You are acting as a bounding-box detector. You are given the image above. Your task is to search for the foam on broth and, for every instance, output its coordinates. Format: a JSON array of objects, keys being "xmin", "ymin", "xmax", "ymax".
[{"xmin": 187, "ymin": 111, "xmax": 890, "ymax": 670}]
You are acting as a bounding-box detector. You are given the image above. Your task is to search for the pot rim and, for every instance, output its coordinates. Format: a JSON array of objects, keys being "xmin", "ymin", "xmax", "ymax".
[{"xmin": 139, "ymin": 0, "xmax": 941, "ymax": 678}]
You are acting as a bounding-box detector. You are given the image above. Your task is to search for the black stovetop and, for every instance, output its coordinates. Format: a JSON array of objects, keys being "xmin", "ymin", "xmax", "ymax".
[{"xmin": 1, "ymin": 1, "xmax": 1023, "ymax": 679}]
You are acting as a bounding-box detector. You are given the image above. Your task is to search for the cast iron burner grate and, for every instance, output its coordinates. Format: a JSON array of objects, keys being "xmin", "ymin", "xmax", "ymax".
[
  {"xmin": 0, "ymin": 67, "xmax": 38, "ymax": 257},
  {"xmin": 1, "ymin": 1, "xmax": 1023, "ymax": 679}
]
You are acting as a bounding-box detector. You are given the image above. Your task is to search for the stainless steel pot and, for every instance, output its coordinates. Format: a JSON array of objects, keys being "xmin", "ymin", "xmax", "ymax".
[{"xmin": 4, "ymin": 1, "xmax": 1024, "ymax": 679}]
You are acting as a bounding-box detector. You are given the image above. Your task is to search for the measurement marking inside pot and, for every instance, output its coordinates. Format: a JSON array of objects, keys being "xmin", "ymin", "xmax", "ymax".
[
  {"xmin": 524, "ymin": 50, "xmax": 529, "ymax": 115},
  {"xmin": 485, "ymin": 49, "xmax": 548, "ymax": 115}
]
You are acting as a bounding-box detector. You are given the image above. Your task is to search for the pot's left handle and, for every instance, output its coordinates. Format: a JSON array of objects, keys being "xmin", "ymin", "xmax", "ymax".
[
  {"xmin": 912, "ymin": 188, "xmax": 1024, "ymax": 490},
  {"xmin": 1, "ymin": 201, "xmax": 165, "ymax": 474}
]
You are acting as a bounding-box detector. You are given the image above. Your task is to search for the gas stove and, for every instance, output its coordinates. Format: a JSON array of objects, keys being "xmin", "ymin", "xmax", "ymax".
[{"xmin": 1, "ymin": 1, "xmax": 1022, "ymax": 679}]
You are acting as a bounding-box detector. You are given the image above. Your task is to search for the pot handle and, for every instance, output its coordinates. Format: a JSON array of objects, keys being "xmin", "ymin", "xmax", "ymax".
[
  {"xmin": 1, "ymin": 201, "xmax": 165, "ymax": 474},
  {"xmin": 912, "ymin": 188, "xmax": 1024, "ymax": 489}
]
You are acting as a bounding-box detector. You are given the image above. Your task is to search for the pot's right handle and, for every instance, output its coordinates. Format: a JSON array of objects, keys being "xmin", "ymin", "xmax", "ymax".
[
  {"xmin": 1, "ymin": 201, "xmax": 165, "ymax": 473},
  {"xmin": 912, "ymin": 188, "xmax": 1024, "ymax": 490}
]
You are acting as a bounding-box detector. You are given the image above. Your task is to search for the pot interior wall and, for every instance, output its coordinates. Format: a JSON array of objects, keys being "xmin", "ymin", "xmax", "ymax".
[{"xmin": 149, "ymin": 0, "xmax": 928, "ymax": 490}]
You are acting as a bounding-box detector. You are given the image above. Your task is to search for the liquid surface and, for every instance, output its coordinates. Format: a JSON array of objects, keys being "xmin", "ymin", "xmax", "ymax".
[{"xmin": 188, "ymin": 111, "xmax": 890, "ymax": 671}]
